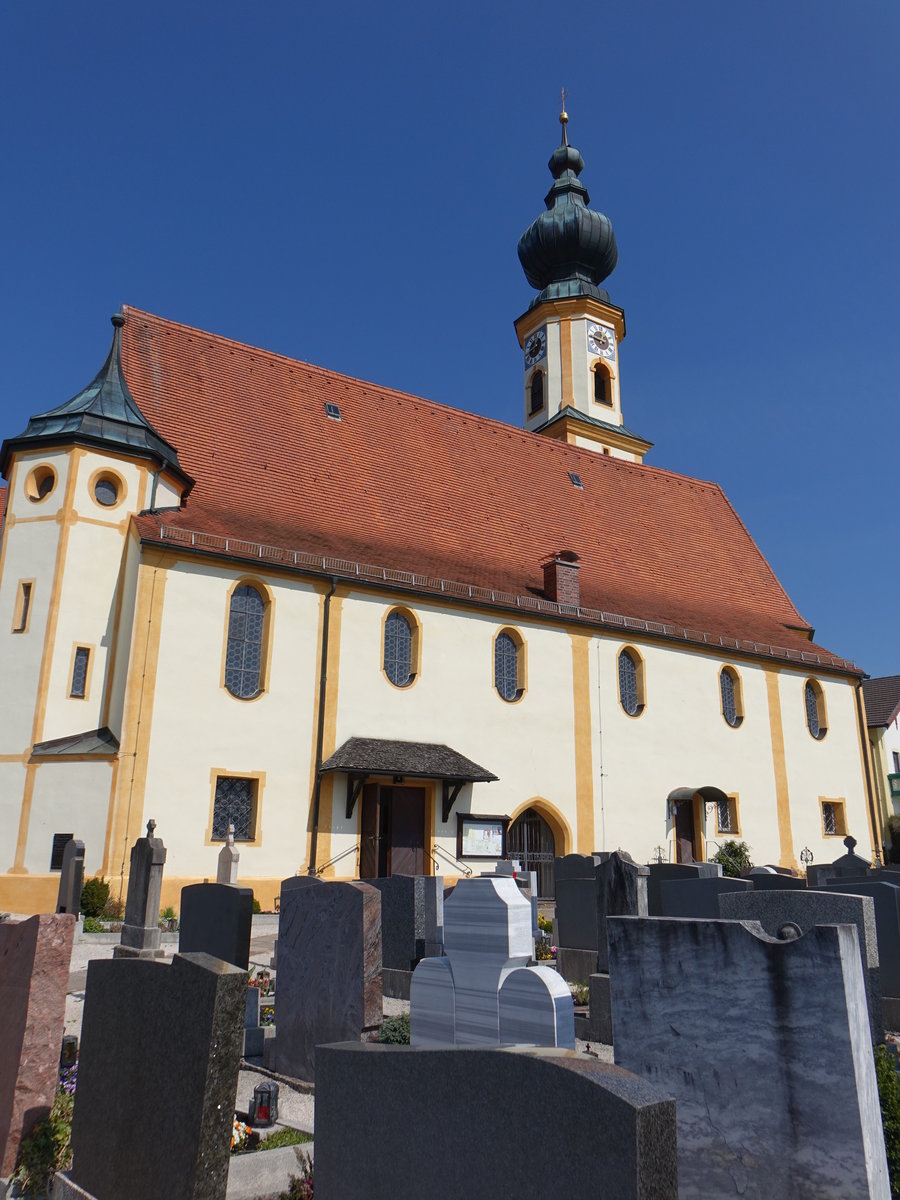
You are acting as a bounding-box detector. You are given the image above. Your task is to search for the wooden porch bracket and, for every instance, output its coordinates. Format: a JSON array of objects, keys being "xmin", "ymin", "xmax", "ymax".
[
  {"xmin": 442, "ymin": 779, "xmax": 465, "ymax": 824},
  {"xmin": 345, "ymin": 773, "xmax": 369, "ymax": 820}
]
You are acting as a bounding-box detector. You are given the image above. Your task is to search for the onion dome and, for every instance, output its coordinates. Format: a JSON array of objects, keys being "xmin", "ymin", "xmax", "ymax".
[
  {"xmin": 0, "ymin": 312, "xmax": 192, "ymax": 490},
  {"xmin": 517, "ymin": 112, "xmax": 618, "ymax": 309}
]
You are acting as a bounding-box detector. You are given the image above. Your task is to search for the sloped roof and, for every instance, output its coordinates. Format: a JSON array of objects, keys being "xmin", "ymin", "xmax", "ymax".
[
  {"xmin": 863, "ymin": 676, "xmax": 900, "ymax": 727},
  {"xmin": 321, "ymin": 738, "xmax": 497, "ymax": 782},
  {"xmin": 118, "ymin": 306, "xmax": 856, "ymax": 672}
]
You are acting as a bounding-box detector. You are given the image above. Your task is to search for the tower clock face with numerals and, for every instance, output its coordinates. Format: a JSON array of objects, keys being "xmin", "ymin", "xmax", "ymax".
[
  {"xmin": 587, "ymin": 322, "xmax": 616, "ymax": 361},
  {"xmin": 524, "ymin": 327, "xmax": 547, "ymax": 367}
]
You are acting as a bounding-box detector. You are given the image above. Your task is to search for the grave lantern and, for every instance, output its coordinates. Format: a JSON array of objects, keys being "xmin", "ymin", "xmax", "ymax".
[
  {"xmin": 60, "ymin": 1034, "xmax": 78, "ymax": 1067},
  {"xmin": 249, "ymin": 1081, "xmax": 279, "ymax": 1127}
]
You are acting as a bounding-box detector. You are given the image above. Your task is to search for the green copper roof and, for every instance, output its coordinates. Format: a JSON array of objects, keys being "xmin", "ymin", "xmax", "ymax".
[
  {"xmin": 534, "ymin": 405, "xmax": 652, "ymax": 449},
  {"xmin": 0, "ymin": 313, "xmax": 191, "ymax": 486},
  {"xmin": 517, "ymin": 115, "xmax": 618, "ymax": 310}
]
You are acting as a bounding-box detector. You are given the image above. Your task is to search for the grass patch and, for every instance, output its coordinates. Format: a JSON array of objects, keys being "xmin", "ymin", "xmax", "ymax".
[{"xmin": 259, "ymin": 1126, "xmax": 313, "ymax": 1152}]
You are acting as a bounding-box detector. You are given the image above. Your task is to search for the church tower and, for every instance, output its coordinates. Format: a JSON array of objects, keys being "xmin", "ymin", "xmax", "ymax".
[{"xmin": 516, "ymin": 110, "xmax": 651, "ymax": 462}]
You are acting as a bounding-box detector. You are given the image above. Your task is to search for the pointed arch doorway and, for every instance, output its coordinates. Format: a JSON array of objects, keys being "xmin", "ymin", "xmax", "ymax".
[{"xmin": 508, "ymin": 807, "xmax": 556, "ymax": 898}]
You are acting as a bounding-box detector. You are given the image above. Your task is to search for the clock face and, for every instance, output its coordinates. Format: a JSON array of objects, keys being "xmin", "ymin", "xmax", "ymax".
[
  {"xmin": 587, "ymin": 322, "xmax": 616, "ymax": 361},
  {"xmin": 524, "ymin": 327, "xmax": 547, "ymax": 368}
]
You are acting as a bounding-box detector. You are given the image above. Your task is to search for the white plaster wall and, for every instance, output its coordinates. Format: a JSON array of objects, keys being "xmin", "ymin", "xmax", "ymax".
[
  {"xmin": 104, "ymin": 532, "xmax": 141, "ymax": 742},
  {"xmin": 24, "ymin": 761, "xmax": 113, "ymax": 875},
  {"xmin": 139, "ymin": 561, "xmax": 322, "ymax": 878},
  {"xmin": 6, "ymin": 447, "xmax": 72, "ymax": 517},
  {"xmin": 153, "ymin": 473, "xmax": 184, "ymax": 508},
  {"xmin": 0, "ymin": 763, "xmax": 27, "ymax": 872},
  {"xmin": 571, "ymin": 435, "xmax": 637, "ymax": 460},
  {"xmin": 71, "ymin": 449, "xmax": 147, "ymax": 517},
  {"xmin": 881, "ymin": 719, "xmax": 900, "ymax": 817}
]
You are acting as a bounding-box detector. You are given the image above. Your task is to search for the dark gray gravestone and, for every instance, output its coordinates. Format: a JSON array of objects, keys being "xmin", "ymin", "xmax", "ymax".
[
  {"xmin": 179, "ymin": 883, "xmax": 254, "ymax": 969},
  {"xmin": 70, "ymin": 953, "xmax": 246, "ymax": 1200},
  {"xmin": 817, "ymin": 880, "xmax": 900, "ymax": 999},
  {"xmin": 719, "ymin": 889, "xmax": 883, "ymax": 1039},
  {"xmin": 114, "ymin": 819, "xmax": 167, "ymax": 958},
  {"xmin": 596, "ymin": 852, "xmax": 648, "ymax": 973},
  {"xmin": 269, "ymin": 879, "xmax": 382, "ymax": 1080},
  {"xmin": 365, "ymin": 875, "xmax": 444, "ymax": 969},
  {"xmin": 750, "ymin": 873, "xmax": 807, "ymax": 891},
  {"xmin": 315, "ymin": 1043, "xmax": 677, "ymax": 1200},
  {"xmin": 806, "ymin": 835, "xmax": 871, "ymax": 888},
  {"xmin": 553, "ymin": 854, "xmax": 604, "ymax": 952},
  {"xmin": 55, "ymin": 838, "xmax": 85, "ymax": 915},
  {"xmin": 555, "ymin": 852, "xmax": 647, "ymax": 980},
  {"xmin": 658, "ymin": 876, "xmax": 751, "ymax": 918},
  {"xmin": 608, "ymin": 917, "xmax": 889, "ymax": 1199},
  {"xmin": 646, "ymin": 862, "xmax": 721, "ymax": 916}
]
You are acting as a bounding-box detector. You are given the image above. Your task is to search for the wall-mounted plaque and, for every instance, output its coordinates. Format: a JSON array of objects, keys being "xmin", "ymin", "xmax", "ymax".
[{"xmin": 457, "ymin": 814, "xmax": 509, "ymax": 860}]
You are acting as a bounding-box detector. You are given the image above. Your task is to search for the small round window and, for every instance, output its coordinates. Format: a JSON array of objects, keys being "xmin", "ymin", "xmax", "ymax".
[
  {"xmin": 93, "ymin": 476, "xmax": 120, "ymax": 507},
  {"xmin": 25, "ymin": 464, "xmax": 57, "ymax": 503}
]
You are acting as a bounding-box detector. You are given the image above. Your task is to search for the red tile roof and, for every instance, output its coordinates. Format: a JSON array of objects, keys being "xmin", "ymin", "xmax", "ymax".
[
  {"xmin": 120, "ymin": 307, "xmax": 857, "ymax": 673},
  {"xmin": 863, "ymin": 676, "xmax": 900, "ymax": 727}
]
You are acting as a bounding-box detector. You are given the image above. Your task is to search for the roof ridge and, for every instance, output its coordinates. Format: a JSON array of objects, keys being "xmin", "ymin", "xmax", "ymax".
[{"xmin": 121, "ymin": 305, "xmax": 722, "ymax": 492}]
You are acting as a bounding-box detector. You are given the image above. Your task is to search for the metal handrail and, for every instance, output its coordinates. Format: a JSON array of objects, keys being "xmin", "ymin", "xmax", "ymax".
[
  {"xmin": 311, "ymin": 843, "xmax": 359, "ymax": 877},
  {"xmin": 431, "ymin": 844, "xmax": 473, "ymax": 877}
]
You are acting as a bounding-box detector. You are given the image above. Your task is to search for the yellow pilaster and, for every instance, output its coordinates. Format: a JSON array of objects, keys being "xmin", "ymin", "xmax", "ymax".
[
  {"xmin": 569, "ymin": 631, "xmax": 595, "ymax": 853},
  {"xmin": 764, "ymin": 668, "xmax": 796, "ymax": 869}
]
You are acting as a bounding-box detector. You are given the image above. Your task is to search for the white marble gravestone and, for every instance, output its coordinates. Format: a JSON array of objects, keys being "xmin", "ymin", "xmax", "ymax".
[{"xmin": 410, "ymin": 875, "xmax": 573, "ymax": 1048}]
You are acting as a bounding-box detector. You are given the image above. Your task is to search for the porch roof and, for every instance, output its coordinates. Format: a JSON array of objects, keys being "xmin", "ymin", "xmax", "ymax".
[{"xmin": 320, "ymin": 737, "xmax": 498, "ymax": 783}]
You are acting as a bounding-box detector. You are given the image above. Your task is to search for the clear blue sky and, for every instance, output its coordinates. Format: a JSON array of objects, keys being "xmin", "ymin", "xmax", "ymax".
[{"xmin": 2, "ymin": 2, "xmax": 897, "ymax": 674}]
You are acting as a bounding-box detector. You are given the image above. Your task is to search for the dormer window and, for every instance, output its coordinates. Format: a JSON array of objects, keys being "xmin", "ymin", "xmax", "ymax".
[{"xmin": 529, "ymin": 371, "xmax": 544, "ymax": 415}]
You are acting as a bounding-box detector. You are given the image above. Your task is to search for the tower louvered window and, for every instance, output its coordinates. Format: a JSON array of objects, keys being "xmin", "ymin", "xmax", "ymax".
[
  {"xmin": 225, "ymin": 584, "xmax": 266, "ymax": 699},
  {"xmin": 530, "ymin": 371, "xmax": 544, "ymax": 415},
  {"xmin": 494, "ymin": 632, "xmax": 520, "ymax": 702},
  {"xmin": 384, "ymin": 610, "xmax": 413, "ymax": 687},
  {"xmin": 618, "ymin": 649, "xmax": 640, "ymax": 716},
  {"xmin": 212, "ymin": 776, "xmax": 256, "ymax": 841}
]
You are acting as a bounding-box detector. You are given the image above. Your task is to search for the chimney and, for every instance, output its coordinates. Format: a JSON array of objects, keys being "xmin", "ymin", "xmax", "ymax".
[{"xmin": 543, "ymin": 550, "xmax": 581, "ymax": 606}]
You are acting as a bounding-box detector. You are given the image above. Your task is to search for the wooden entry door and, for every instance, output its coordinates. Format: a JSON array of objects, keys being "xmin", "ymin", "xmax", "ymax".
[
  {"xmin": 359, "ymin": 785, "xmax": 426, "ymax": 878},
  {"xmin": 674, "ymin": 800, "xmax": 696, "ymax": 863}
]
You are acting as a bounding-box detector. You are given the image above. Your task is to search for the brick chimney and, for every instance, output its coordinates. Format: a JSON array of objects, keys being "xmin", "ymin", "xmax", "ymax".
[{"xmin": 543, "ymin": 550, "xmax": 581, "ymax": 606}]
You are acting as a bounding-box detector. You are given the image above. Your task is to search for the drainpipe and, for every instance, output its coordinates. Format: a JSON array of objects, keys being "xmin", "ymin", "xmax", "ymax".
[
  {"xmin": 148, "ymin": 460, "xmax": 169, "ymax": 511},
  {"xmin": 855, "ymin": 681, "xmax": 882, "ymax": 864},
  {"xmin": 308, "ymin": 577, "xmax": 338, "ymax": 874}
]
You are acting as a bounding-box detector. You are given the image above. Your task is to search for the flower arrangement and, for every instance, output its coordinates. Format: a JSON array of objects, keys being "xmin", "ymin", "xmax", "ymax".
[
  {"xmin": 231, "ymin": 1115, "xmax": 252, "ymax": 1153},
  {"xmin": 249, "ymin": 967, "xmax": 275, "ymax": 996}
]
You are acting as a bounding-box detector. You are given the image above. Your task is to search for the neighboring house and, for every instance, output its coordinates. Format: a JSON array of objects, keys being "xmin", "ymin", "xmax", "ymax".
[
  {"xmin": 863, "ymin": 675, "xmax": 900, "ymax": 842},
  {"xmin": 0, "ymin": 118, "xmax": 880, "ymax": 915}
]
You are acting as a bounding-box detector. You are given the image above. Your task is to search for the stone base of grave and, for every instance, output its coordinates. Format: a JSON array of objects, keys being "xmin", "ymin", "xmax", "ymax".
[
  {"xmin": 50, "ymin": 1172, "xmax": 97, "ymax": 1198},
  {"xmin": 243, "ymin": 1025, "xmax": 275, "ymax": 1058},
  {"xmin": 555, "ymin": 946, "xmax": 598, "ymax": 983},
  {"xmin": 383, "ymin": 967, "xmax": 413, "ymax": 999},
  {"xmin": 884, "ymin": 995, "xmax": 900, "ymax": 1032},
  {"xmin": 573, "ymin": 973, "xmax": 613, "ymax": 1044},
  {"xmin": 112, "ymin": 943, "xmax": 166, "ymax": 959}
]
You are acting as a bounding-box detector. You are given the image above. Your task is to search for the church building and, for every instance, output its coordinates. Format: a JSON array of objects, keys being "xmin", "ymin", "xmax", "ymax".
[{"xmin": 0, "ymin": 116, "xmax": 880, "ymax": 913}]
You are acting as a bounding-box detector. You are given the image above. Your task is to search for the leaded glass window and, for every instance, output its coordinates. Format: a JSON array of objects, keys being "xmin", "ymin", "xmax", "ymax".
[
  {"xmin": 495, "ymin": 632, "xmax": 520, "ymax": 702},
  {"xmin": 805, "ymin": 681, "xmax": 823, "ymax": 739},
  {"xmin": 384, "ymin": 610, "xmax": 413, "ymax": 687},
  {"xmin": 618, "ymin": 649, "xmax": 640, "ymax": 716},
  {"xmin": 71, "ymin": 647, "xmax": 90, "ymax": 698},
  {"xmin": 721, "ymin": 669, "xmax": 739, "ymax": 727},
  {"xmin": 225, "ymin": 584, "xmax": 266, "ymax": 699},
  {"xmin": 529, "ymin": 372, "xmax": 544, "ymax": 415},
  {"xmin": 212, "ymin": 776, "xmax": 256, "ymax": 841}
]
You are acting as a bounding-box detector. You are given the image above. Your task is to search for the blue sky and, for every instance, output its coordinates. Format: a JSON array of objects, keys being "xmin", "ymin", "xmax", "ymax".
[{"xmin": 1, "ymin": 2, "xmax": 898, "ymax": 673}]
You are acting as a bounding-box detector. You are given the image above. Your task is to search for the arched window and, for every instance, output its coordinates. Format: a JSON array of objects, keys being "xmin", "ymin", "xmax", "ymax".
[
  {"xmin": 529, "ymin": 371, "xmax": 544, "ymax": 415},
  {"xmin": 494, "ymin": 629, "xmax": 525, "ymax": 702},
  {"xmin": 384, "ymin": 609, "xmax": 416, "ymax": 688},
  {"xmin": 720, "ymin": 666, "xmax": 743, "ymax": 728},
  {"xmin": 618, "ymin": 648, "xmax": 644, "ymax": 716},
  {"xmin": 593, "ymin": 365, "xmax": 612, "ymax": 406},
  {"xmin": 225, "ymin": 584, "xmax": 266, "ymax": 699},
  {"xmin": 805, "ymin": 679, "xmax": 827, "ymax": 740}
]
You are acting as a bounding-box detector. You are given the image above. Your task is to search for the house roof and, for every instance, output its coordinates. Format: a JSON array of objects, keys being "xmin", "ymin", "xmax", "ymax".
[
  {"xmin": 113, "ymin": 306, "xmax": 858, "ymax": 673},
  {"xmin": 30, "ymin": 727, "xmax": 120, "ymax": 759},
  {"xmin": 320, "ymin": 737, "xmax": 497, "ymax": 782},
  {"xmin": 863, "ymin": 676, "xmax": 900, "ymax": 728}
]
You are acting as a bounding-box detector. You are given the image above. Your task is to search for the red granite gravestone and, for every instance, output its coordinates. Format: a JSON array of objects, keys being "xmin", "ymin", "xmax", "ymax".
[{"xmin": 0, "ymin": 913, "xmax": 75, "ymax": 1175}]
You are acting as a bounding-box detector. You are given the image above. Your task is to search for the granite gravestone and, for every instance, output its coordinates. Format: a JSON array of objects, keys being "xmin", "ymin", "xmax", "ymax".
[
  {"xmin": 553, "ymin": 853, "xmax": 604, "ymax": 954},
  {"xmin": 179, "ymin": 883, "xmax": 254, "ymax": 970},
  {"xmin": 410, "ymin": 875, "xmax": 573, "ymax": 1049},
  {"xmin": 817, "ymin": 880, "xmax": 900, "ymax": 1025},
  {"xmin": 364, "ymin": 875, "xmax": 443, "ymax": 999},
  {"xmin": 719, "ymin": 888, "xmax": 883, "ymax": 1038},
  {"xmin": 55, "ymin": 838, "xmax": 85, "ymax": 915},
  {"xmin": 70, "ymin": 952, "xmax": 246, "ymax": 1200},
  {"xmin": 645, "ymin": 861, "xmax": 721, "ymax": 916},
  {"xmin": 114, "ymin": 819, "xmax": 167, "ymax": 958},
  {"xmin": 806, "ymin": 835, "xmax": 871, "ymax": 887},
  {"xmin": 608, "ymin": 916, "xmax": 889, "ymax": 1199},
  {"xmin": 0, "ymin": 914, "xmax": 75, "ymax": 1176},
  {"xmin": 658, "ymin": 875, "xmax": 751, "ymax": 919},
  {"xmin": 268, "ymin": 878, "xmax": 382, "ymax": 1081},
  {"xmin": 215, "ymin": 823, "xmax": 240, "ymax": 885},
  {"xmin": 749, "ymin": 872, "xmax": 807, "ymax": 891},
  {"xmin": 554, "ymin": 851, "xmax": 647, "ymax": 981},
  {"xmin": 315, "ymin": 1044, "xmax": 678, "ymax": 1200}
]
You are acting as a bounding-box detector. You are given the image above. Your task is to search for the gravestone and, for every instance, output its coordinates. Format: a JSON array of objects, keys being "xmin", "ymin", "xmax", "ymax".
[
  {"xmin": 645, "ymin": 861, "xmax": 721, "ymax": 916},
  {"xmin": 315, "ymin": 1043, "xmax": 678, "ymax": 1200},
  {"xmin": 554, "ymin": 851, "xmax": 648, "ymax": 981},
  {"xmin": 806, "ymin": 834, "xmax": 871, "ymax": 887},
  {"xmin": 750, "ymin": 872, "xmax": 807, "ymax": 891},
  {"xmin": 608, "ymin": 916, "xmax": 889, "ymax": 1199},
  {"xmin": 179, "ymin": 883, "xmax": 254, "ymax": 969},
  {"xmin": 268, "ymin": 878, "xmax": 381, "ymax": 1080},
  {"xmin": 0, "ymin": 914, "xmax": 75, "ymax": 1176},
  {"xmin": 55, "ymin": 838, "xmax": 85, "ymax": 915},
  {"xmin": 553, "ymin": 853, "xmax": 604, "ymax": 953},
  {"xmin": 719, "ymin": 888, "xmax": 883, "ymax": 1038},
  {"xmin": 817, "ymin": 880, "xmax": 900, "ymax": 1012},
  {"xmin": 365, "ymin": 875, "xmax": 444, "ymax": 999},
  {"xmin": 113, "ymin": 819, "xmax": 167, "ymax": 959},
  {"xmin": 70, "ymin": 952, "xmax": 246, "ymax": 1200},
  {"xmin": 410, "ymin": 875, "xmax": 573, "ymax": 1048},
  {"xmin": 215, "ymin": 823, "xmax": 240, "ymax": 885},
  {"xmin": 658, "ymin": 875, "xmax": 751, "ymax": 918}
]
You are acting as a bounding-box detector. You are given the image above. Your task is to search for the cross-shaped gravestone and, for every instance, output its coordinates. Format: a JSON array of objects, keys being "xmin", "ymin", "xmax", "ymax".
[
  {"xmin": 409, "ymin": 875, "xmax": 573, "ymax": 1048},
  {"xmin": 216, "ymin": 823, "xmax": 240, "ymax": 885}
]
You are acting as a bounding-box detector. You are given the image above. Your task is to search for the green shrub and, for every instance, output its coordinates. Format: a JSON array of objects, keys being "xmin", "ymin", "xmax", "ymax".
[
  {"xmin": 80, "ymin": 877, "xmax": 110, "ymax": 918},
  {"xmin": 102, "ymin": 894, "xmax": 125, "ymax": 920},
  {"xmin": 259, "ymin": 1126, "xmax": 313, "ymax": 1151},
  {"xmin": 82, "ymin": 916, "xmax": 106, "ymax": 933},
  {"xmin": 379, "ymin": 1014, "xmax": 410, "ymax": 1044},
  {"xmin": 538, "ymin": 913, "xmax": 553, "ymax": 934},
  {"xmin": 875, "ymin": 1043, "xmax": 900, "ymax": 1194},
  {"xmin": 13, "ymin": 1091, "xmax": 73, "ymax": 1195},
  {"xmin": 711, "ymin": 840, "xmax": 752, "ymax": 878},
  {"xmin": 252, "ymin": 897, "xmax": 262, "ymax": 914}
]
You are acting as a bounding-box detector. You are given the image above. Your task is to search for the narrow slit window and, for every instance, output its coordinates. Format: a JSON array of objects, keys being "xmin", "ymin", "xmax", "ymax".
[
  {"xmin": 70, "ymin": 647, "xmax": 90, "ymax": 698},
  {"xmin": 13, "ymin": 582, "xmax": 32, "ymax": 633},
  {"xmin": 529, "ymin": 372, "xmax": 544, "ymax": 415}
]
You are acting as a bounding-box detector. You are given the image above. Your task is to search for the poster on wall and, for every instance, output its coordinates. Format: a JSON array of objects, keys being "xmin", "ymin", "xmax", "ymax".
[{"xmin": 457, "ymin": 815, "xmax": 508, "ymax": 860}]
